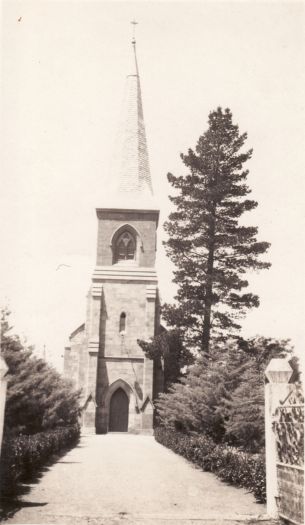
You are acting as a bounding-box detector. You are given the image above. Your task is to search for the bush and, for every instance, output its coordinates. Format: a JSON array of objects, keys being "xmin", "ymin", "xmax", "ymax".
[
  {"xmin": 0, "ymin": 424, "xmax": 80, "ymax": 495},
  {"xmin": 155, "ymin": 427, "xmax": 266, "ymax": 502},
  {"xmin": 1, "ymin": 308, "xmax": 81, "ymax": 435},
  {"xmin": 155, "ymin": 337, "xmax": 294, "ymax": 450},
  {"xmin": 209, "ymin": 445, "xmax": 266, "ymax": 502}
]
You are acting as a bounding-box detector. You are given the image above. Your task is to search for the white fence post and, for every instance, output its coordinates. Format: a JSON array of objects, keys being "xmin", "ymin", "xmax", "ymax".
[
  {"xmin": 0, "ymin": 356, "xmax": 8, "ymax": 455},
  {"xmin": 265, "ymin": 358, "xmax": 293, "ymax": 518}
]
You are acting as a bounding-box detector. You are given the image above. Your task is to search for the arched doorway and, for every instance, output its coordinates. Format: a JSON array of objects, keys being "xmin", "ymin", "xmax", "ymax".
[{"xmin": 109, "ymin": 388, "xmax": 129, "ymax": 432}]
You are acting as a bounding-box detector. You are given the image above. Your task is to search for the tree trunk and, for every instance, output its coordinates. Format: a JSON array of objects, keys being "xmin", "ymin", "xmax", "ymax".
[
  {"xmin": 202, "ymin": 252, "xmax": 214, "ymax": 353},
  {"xmin": 202, "ymin": 204, "xmax": 216, "ymax": 354}
]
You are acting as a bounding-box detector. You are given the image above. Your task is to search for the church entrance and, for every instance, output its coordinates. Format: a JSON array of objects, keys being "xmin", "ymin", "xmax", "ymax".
[{"xmin": 109, "ymin": 388, "xmax": 129, "ymax": 432}]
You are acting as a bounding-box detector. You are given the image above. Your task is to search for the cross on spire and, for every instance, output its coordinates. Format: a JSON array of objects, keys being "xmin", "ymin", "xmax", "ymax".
[{"xmin": 131, "ymin": 19, "xmax": 138, "ymax": 45}]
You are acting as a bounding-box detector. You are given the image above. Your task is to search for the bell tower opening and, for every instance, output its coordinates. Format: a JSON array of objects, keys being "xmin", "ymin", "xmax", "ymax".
[{"xmin": 114, "ymin": 231, "xmax": 136, "ymax": 263}]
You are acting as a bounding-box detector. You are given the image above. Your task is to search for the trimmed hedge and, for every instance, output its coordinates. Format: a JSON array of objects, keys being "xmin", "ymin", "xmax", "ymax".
[
  {"xmin": 0, "ymin": 424, "xmax": 80, "ymax": 495},
  {"xmin": 154, "ymin": 427, "xmax": 266, "ymax": 502}
]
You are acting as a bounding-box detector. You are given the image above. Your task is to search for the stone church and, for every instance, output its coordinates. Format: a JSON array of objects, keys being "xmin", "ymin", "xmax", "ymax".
[{"xmin": 64, "ymin": 35, "xmax": 163, "ymax": 434}]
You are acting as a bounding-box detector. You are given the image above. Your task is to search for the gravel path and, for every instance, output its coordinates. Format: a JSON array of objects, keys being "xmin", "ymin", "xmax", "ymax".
[{"xmin": 3, "ymin": 433, "xmax": 275, "ymax": 525}]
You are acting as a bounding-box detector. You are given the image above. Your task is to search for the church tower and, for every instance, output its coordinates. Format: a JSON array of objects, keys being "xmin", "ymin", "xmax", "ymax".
[{"xmin": 64, "ymin": 30, "xmax": 161, "ymax": 434}]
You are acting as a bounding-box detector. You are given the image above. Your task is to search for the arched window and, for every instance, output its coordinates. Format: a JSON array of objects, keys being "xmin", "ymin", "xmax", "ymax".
[
  {"xmin": 115, "ymin": 231, "xmax": 136, "ymax": 263},
  {"xmin": 119, "ymin": 312, "xmax": 126, "ymax": 333}
]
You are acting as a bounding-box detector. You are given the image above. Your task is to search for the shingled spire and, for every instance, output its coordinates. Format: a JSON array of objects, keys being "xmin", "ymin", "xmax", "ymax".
[{"xmin": 107, "ymin": 25, "xmax": 157, "ymax": 209}]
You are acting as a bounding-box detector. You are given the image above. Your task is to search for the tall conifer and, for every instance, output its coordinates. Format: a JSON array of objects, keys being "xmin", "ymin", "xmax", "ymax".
[{"xmin": 163, "ymin": 108, "xmax": 270, "ymax": 353}]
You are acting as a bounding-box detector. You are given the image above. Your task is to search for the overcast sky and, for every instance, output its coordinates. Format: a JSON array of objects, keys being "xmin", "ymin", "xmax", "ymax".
[{"xmin": 1, "ymin": 1, "xmax": 305, "ymax": 369}]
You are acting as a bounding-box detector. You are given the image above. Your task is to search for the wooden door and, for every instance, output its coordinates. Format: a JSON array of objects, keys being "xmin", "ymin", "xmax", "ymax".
[{"xmin": 109, "ymin": 388, "xmax": 129, "ymax": 432}]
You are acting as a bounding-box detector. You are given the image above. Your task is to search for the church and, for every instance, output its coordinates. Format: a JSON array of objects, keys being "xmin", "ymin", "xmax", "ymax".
[{"xmin": 64, "ymin": 32, "xmax": 163, "ymax": 434}]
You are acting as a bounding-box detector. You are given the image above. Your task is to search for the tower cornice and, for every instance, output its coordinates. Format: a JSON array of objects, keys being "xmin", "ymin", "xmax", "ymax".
[{"xmin": 96, "ymin": 207, "xmax": 159, "ymax": 227}]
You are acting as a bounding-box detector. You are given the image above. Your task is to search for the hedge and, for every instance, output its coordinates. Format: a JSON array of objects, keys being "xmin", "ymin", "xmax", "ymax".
[
  {"xmin": 0, "ymin": 424, "xmax": 80, "ymax": 495},
  {"xmin": 154, "ymin": 427, "xmax": 266, "ymax": 502}
]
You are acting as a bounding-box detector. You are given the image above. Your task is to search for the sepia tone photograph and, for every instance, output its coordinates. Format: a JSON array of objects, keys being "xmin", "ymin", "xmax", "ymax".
[{"xmin": 0, "ymin": 1, "xmax": 304, "ymax": 524}]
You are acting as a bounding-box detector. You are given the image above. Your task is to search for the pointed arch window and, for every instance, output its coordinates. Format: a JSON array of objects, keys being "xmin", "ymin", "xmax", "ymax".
[
  {"xmin": 119, "ymin": 312, "xmax": 126, "ymax": 333},
  {"xmin": 115, "ymin": 231, "xmax": 136, "ymax": 263}
]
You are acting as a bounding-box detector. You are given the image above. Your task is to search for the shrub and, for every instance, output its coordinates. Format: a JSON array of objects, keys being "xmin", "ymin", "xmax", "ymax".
[
  {"xmin": 155, "ymin": 427, "xmax": 266, "ymax": 502},
  {"xmin": 155, "ymin": 338, "xmax": 294, "ymax": 451},
  {"xmin": 1, "ymin": 308, "xmax": 81, "ymax": 435},
  {"xmin": 0, "ymin": 424, "xmax": 80, "ymax": 495},
  {"xmin": 209, "ymin": 445, "xmax": 266, "ymax": 502}
]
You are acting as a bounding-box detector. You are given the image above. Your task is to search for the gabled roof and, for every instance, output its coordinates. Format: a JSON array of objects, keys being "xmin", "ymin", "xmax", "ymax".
[{"xmin": 69, "ymin": 323, "xmax": 85, "ymax": 341}]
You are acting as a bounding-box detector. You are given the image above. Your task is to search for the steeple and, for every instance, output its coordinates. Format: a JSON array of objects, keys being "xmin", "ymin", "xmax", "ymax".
[
  {"xmin": 65, "ymin": 23, "xmax": 161, "ymax": 437},
  {"xmin": 105, "ymin": 24, "xmax": 157, "ymax": 210}
]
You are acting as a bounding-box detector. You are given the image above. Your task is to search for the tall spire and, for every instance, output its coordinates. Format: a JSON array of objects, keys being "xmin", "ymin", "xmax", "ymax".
[{"xmin": 107, "ymin": 23, "xmax": 156, "ymax": 209}]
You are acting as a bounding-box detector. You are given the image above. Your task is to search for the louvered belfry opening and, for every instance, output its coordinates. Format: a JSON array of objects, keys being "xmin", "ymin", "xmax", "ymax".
[{"xmin": 115, "ymin": 231, "xmax": 136, "ymax": 263}]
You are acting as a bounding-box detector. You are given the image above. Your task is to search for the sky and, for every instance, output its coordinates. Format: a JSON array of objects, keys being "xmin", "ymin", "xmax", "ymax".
[{"xmin": 1, "ymin": 0, "xmax": 305, "ymax": 370}]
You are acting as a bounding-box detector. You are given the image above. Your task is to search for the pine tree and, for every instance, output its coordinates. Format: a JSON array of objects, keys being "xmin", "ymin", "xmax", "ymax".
[
  {"xmin": 137, "ymin": 329, "xmax": 193, "ymax": 391},
  {"xmin": 163, "ymin": 108, "xmax": 271, "ymax": 353}
]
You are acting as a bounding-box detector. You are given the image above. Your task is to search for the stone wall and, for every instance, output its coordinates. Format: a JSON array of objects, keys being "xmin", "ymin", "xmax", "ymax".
[
  {"xmin": 64, "ymin": 205, "xmax": 161, "ymax": 434},
  {"xmin": 64, "ymin": 324, "xmax": 87, "ymax": 396},
  {"xmin": 92, "ymin": 278, "xmax": 157, "ymax": 433},
  {"xmin": 96, "ymin": 209, "xmax": 159, "ymax": 267},
  {"xmin": 101, "ymin": 281, "xmax": 154, "ymax": 355}
]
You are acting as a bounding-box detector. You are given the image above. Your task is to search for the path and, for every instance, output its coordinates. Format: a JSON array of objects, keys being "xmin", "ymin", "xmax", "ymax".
[{"xmin": 4, "ymin": 433, "xmax": 275, "ymax": 525}]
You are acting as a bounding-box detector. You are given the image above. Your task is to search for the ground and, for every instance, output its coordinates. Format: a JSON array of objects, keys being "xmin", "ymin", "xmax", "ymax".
[{"xmin": 3, "ymin": 433, "xmax": 277, "ymax": 525}]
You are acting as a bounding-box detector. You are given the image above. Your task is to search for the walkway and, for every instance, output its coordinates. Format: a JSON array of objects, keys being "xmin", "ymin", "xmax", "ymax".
[{"xmin": 4, "ymin": 433, "xmax": 274, "ymax": 524}]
